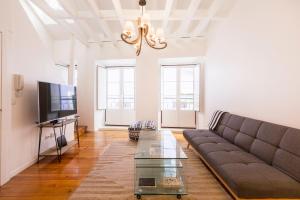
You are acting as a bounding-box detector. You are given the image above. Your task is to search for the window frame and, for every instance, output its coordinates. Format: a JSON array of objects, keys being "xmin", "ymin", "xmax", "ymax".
[
  {"xmin": 96, "ymin": 66, "xmax": 135, "ymax": 111},
  {"xmin": 161, "ymin": 64, "xmax": 200, "ymax": 111}
]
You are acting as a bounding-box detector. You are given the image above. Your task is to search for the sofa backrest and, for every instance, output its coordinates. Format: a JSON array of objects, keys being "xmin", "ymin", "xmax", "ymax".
[{"xmin": 215, "ymin": 113, "xmax": 300, "ymax": 182}]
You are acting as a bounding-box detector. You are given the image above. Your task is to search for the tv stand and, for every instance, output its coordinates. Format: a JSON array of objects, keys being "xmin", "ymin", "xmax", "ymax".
[
  {"xmin": 37, "ymin": 116, "xmax": 80, "ymax": 163},
  {"xmin": 50, "ymin": 119, "xmax": 59, "ymax": 125}
]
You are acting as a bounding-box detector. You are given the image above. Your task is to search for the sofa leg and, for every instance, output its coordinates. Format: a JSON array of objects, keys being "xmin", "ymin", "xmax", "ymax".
[{"xmin": 187, "ymin": 143, "xmax": 190, "ymax": 149}]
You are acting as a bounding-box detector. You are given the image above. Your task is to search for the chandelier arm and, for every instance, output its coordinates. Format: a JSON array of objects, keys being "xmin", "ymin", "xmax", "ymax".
[
  {"xmin": 151, "ymin": 40, "xmax": 168, "ymax": 49},
  {"xmin": 145, "ymin": 36, "xmax": 156, "ymax": 47},
  {"xmin": 136, "ymin": 38, "xmax": 142, "ymax": 56},
  {"xmin": 136, "ymin": 27, "xmax": 143, "ymax": 56},
  {"xmin": 143, "ymin": 24, "xmax": 156, "ymax": 47},
  {"xmin": 150, "ymin": 38, "xmax": 156, "ymax": 44},
  {"xmin": 121, "ymin": 33, "xmax": 140, "ymax": 45}
]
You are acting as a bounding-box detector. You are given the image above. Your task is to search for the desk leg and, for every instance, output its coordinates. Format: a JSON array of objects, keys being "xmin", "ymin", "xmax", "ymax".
[
  {"xmin": 37, "ymin": 127, "xmax": 42, "ymax": 163},
  {"xmin": 75, "ymin": 119, "xmax": 80, "ymax": 147},
  {"xmin": 53, "ymin": 127, "xmax": 61, "ymax": 162},
  {"xmin": 58, "ymin": 126, "xmax": 64, "ymax": 161}
]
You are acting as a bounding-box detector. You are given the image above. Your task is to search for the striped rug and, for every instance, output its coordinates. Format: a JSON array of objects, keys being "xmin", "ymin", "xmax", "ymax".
[{"xmin": 69, "ymin": 141, "xmax": 232, "ymax": 200}]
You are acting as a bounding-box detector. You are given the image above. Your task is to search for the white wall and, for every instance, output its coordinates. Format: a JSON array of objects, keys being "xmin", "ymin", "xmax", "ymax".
[
  {"xmin": 0, "ymin": 0, "xmax": 84, "ymax": 185},
  {"xmin": 75, "ymin": 42, "xmax": 100, "ymax": 131},
  {"xmin": 53, "ymin": 40, "xmax": 71, "ymax": 66},
  {"xmin": 205, "ymin": 0, "xmax": 300, "ymax": 129},
  {"xmin": 88, "ymin": 39, "xmax": 206, "ymax": 129}
]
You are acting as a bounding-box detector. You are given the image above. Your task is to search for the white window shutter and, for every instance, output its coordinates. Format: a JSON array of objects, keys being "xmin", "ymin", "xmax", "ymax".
[
  {"xmin": 97, "ymin": 66, "xmax": 107, "ymax": 110},
  {"xmin": 193, "ymin": 65, "xmax": 200, "ymax": 111}
]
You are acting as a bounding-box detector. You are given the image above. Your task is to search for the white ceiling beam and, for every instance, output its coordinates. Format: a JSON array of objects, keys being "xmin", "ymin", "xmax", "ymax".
[
  {"xmin": 112, "ymin": 0, "xmax": 125, "ymax": 29},
  {"xmin": 162, "ymin": 0, "xmax": 175, "ymax": 31},
  {"xmin": 56, "ymin": 0, "xmax": 88, "ymax": 39},
  {"xmin": 77, "ymin": 20, "xmax": 100, "ymax": 42},
  {"xmin": 57, "ymin": 0, "xmax": 101, "ymax": 42},
  {"xmin": 71, "ymin": 10, "xmax": 224, "ymax": 21},
  {"xmin": 85, "ymin": 0, "xmax": 117, "ymax": 45},
  {"xmin": 176, "ymin": 0, "xmax": 203, "ymax": 35},
  {"xmin": 30, "ymin": 0, "xmax": 88, "ymax": 45},
  {"xmin": 192, "ymin": 0, "xmax": 224, "ymax": 36}
]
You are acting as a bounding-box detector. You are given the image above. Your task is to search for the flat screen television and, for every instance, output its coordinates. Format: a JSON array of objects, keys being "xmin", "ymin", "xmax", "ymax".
[{"xmin": 38, "ymin": 81, "xmax": 77, "ymax": 123}]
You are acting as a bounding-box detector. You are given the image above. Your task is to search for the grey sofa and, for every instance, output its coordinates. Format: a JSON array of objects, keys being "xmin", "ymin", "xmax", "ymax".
[{"xmin": 183, "ymin": 113, "xmax": 300, "ymax": 199}]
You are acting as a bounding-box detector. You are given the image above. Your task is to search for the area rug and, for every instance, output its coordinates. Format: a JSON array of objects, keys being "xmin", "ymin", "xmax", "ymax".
[{"xmin": 69, "ymin": 141, "xmax": 232, "ymax": 200}]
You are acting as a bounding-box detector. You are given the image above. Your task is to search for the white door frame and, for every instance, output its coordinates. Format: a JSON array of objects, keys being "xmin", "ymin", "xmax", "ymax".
[
  {"xmin": 105, "ymin": 66, "xmax": 136, "ymax": 126},
  {"xmin": 160, "ymin": 64, "xmax": 198, "ymax": 129}
]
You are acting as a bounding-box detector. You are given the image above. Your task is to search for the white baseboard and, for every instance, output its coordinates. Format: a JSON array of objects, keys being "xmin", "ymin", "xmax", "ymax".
[
  {"xmin": 99, "ymin": 126, "xmax": 128, "ymax": 131},
  {"xmin": 6, "ymin": 157, "xmax": 37, "ymax": 185}
]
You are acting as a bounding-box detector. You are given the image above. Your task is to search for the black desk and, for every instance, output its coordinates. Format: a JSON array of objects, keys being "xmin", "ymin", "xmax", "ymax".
[{"xmin": 37, "ymin": 116, "xmax": 80, "ymax": 163}]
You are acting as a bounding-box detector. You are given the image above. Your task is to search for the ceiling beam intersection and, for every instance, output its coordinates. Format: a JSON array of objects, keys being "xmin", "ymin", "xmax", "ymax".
[
  {"xmin": 176, "ymin": 0, "xmax": 203, "ymax": 36},
  {"xmin": 192, "ymin": 0, "xmax": 224, "ymax": 36},
  {"xmin": 85, "ymin": 0, "xmax": 118, "ymax": 45},
  {"xmin": 162, "ymin": 0, "xmax": 175, "ymax": 33},
  {"xmin": 30, "ymin": 0, "xmax": 88, "ymax": 45}
]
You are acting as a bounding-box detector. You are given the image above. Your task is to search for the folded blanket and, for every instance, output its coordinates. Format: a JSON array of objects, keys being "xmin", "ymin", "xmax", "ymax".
[{"xmin": 208, "ymin": 110, "xmax": 226, "ymax": 131}]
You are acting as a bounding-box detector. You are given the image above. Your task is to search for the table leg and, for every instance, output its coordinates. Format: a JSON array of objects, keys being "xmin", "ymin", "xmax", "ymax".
[
  {"xmin": 53, "ymin": 127, "xmax": 61, "ymax": 162},
  {"xmin": 75, "ymin": 119, "xmax": 80, "ymax": 147},
  {"xmin": 37, "ymin": 127, "xmax": 42, "ymax": 163}
]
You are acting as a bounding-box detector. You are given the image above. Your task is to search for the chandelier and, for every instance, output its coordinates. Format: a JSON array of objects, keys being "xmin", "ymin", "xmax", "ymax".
[{"xmin": 121, "ymin": 0, "xmax": 167, "ymax": 56}]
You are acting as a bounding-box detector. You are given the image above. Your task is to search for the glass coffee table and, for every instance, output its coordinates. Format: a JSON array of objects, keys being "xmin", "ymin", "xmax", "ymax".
[{"xmin": 134, "ymin": 130, "xmax": 188, "ymax": 199}]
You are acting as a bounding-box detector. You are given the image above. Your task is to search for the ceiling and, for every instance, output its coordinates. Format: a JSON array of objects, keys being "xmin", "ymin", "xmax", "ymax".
[{"xmin": 26, "ymin": 0, "xmax": 236, "ymax": 45}]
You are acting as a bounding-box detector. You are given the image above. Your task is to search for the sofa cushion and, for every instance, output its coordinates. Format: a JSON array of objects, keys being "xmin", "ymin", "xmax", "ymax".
[
  {"xmin": 250, "ymin": 139, "xmax": 278, "ymax": 164},
  {"xmin": 183, "ymin": 129, "xmax": 204, "ymax": 141},
  {"xmin": 234, "ymin": 132, "xmax": 255, "ymax": 152},
  {"xmin": 215, "ymin": 112, "xmax": 231, "ymax": 136},
  {"xmin": 249, "ymin": 122, "xmax": 287, "ymax": 164},
  {"xmin": 227, "ymin": 115, "xmax": 245, "ymax": 131},
  {"xmin": 222, "ymin": 115, "xmax": 245, "ymax": 143},
  {"xmin": 233, "ymin": 118, "xmax": 262, "ymax": 152},
  {"xmin": 240, "ymin": 118, "xmax": 262, "ymax": 137},
  {"xmin": 183, "ymin": 130, "xmax": 227, "ymax": 150},
  {"xmin": 217, "ymin": 163, "xmax": 300, "ymax": 198},
  {"xmin": 205, "ymin": 150, "xmax": 264, "ymax": 167},
  {"xmin": 197, "ymin": 142, "xmax": 241, "ymax": 155},
  {"xmin": 279, "ymin": 128, "xmax": 300, "ymax": 157},
  {"xmin": 273, "ymin": 150, "xmax": 300, "ymax": 183},
  {"xmin": 256, "ymin": 122, "xmax": 287, "ymax": 145},
  {"xmin": 272, "ymin": 128, "xmax": 300, "ymax": 182}
]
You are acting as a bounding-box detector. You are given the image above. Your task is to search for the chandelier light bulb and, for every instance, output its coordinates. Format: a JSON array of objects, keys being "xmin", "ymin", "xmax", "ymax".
[
  {"xmin": 160, "ymin": 37, "xmax": 166, "ymax": 43},
  {"xmin": 156, "ymin": 28, "xmax": 164, "ymax": 39},
  {"xmin": 124, "ymin": 21, "xmax": 135, "ymax": 35},
  {"xmin": 150, "ymin": 27, "xmax": 155, "ymax": 35}
]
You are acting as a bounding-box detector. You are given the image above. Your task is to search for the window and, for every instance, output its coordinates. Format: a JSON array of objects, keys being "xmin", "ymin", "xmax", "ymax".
[
  {"xmin": 98, "ymin": 67, "xmax": 135, "ymax": 110},
  {"xmin": 107, "ymin": 68, "xmax": 121, "ymax": 109},
  {"xmin": 161, "ymin": 67, "xmax": 177, "ymax": 110},
  {"xmin": 161, "ymin": 65, "xmax": 199, "ymax": 111},
  {"xmin": 97, "ymin": 65, "xmax": 135, "ymax": 126}
]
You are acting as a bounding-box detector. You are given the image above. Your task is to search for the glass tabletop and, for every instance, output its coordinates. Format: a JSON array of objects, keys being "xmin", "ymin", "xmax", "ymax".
[{"xmin": 135, "ymin": 130, "xmax": 187, "ymax": 159}]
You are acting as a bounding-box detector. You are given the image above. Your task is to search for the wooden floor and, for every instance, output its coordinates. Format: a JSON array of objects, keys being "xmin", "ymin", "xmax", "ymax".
[
  {"xmin": 0, "ymin": 131, "xmax": 133, "ymax": 200},
  {"xmin": 0, "ymin": 131, "xmax": 230, "ymax": 200}
]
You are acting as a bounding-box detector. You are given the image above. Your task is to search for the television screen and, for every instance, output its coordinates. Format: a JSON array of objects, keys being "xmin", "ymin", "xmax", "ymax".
[{"xmin": 38, "ymin": 81, "xmax": 77, "ymax": 123}]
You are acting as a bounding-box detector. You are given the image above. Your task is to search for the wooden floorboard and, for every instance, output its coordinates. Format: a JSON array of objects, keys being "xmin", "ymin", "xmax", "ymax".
[{"xmin": 0, "ymin": 131, "xmax": 130, "ymax": 200}]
